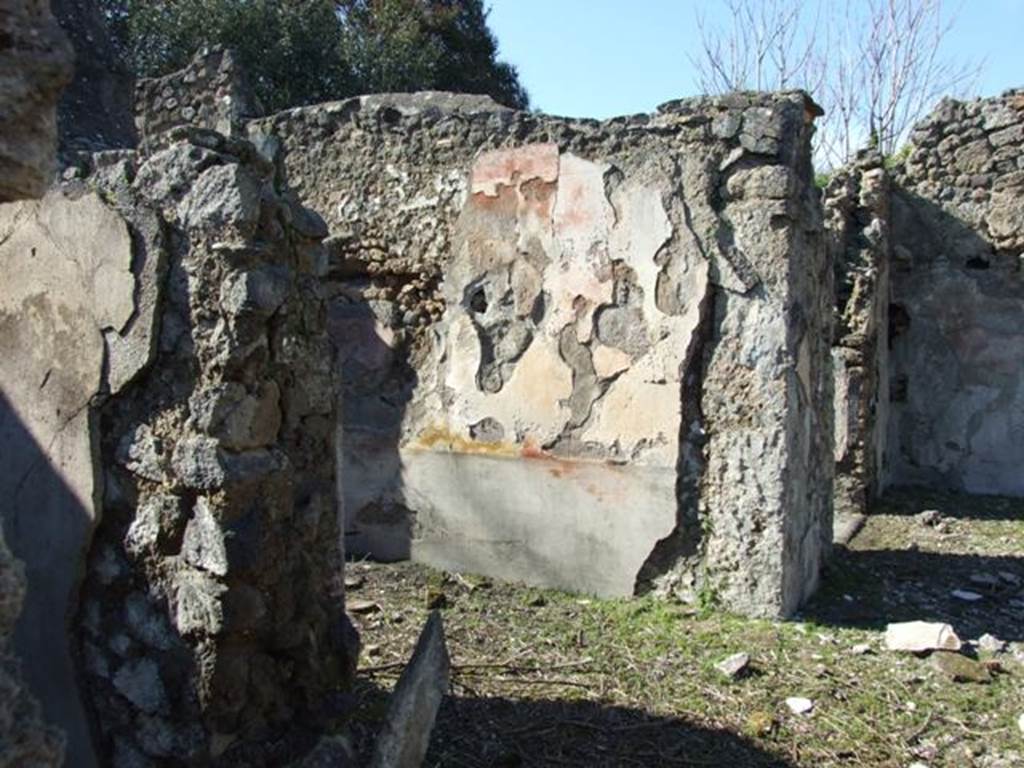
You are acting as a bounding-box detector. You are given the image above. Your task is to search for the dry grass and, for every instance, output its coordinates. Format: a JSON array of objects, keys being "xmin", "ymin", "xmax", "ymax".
[{"xmin": 344, "ymin": 489, "xmax": 1024, "ymax": 767}]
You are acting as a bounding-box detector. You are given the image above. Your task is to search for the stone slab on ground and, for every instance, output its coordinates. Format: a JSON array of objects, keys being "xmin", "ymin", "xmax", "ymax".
[
  {"xmin": 370, "ymin": 611, "xmax": 450, "ymax": 768},
  {"xmin": 884, "ymin": 621, "xmax": 962, "ymax": 653}
]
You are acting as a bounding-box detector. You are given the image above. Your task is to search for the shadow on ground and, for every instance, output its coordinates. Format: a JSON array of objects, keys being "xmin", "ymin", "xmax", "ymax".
[
  {"xmin": 348, "ymin": 678, "xmax": 794, "ymax": 768},
  {"xmin": 872, "ymin": 486, "xmax": 1024, "ymax": 521},
  {"xmin": 805, "ymin": 488, "xmax": 1024, "ymax": 642},
  {"xmin": 807, "ymin": 546, "xmax": 1023, "ymax": 642}
]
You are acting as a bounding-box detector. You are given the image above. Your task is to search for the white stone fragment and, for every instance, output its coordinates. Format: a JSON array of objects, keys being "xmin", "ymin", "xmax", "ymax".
[
  {"xmin": 715, "ymin": 652, "xmax": 750, "ymax": 679},
  {"xmin": 976, "ymin": 633, "xmax": 1007, "ymax": 653},
  {"xmin": 785, "ymin": 697, "xmax": 813, "ymax": 715},
  {"xmin": 884, "ymin": 621, "xmax": 962, "ymax": 653},
  {"xmin": 951, "ymin": 589, "xmax": 984, "ymax": 602}
]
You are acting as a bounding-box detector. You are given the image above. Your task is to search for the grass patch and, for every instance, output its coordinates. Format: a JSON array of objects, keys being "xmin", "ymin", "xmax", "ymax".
[{"xmin": 345, "ymin": 490, "xmax": 1024, "ymax": 767}]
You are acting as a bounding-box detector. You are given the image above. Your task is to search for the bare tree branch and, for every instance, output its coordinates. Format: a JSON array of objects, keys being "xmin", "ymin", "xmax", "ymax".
[{"xmin": 691, "ymin": 0, "xmax": 981, "ymax": 169}]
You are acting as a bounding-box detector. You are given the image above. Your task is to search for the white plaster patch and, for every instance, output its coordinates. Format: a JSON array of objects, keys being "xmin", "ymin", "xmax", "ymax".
[
  {"xmin": 609, "ymin": 181, "xmax": 674, "ymax": 331},
  {"xmin": 592, "ymin": 344, "xmax": 632, "ymax": 379},
  {"xmin": 546, "ymin": 153, "xmax": 617, "ymax": 339},
  {"xmin": 581, "ymin": 373, "xmax": 679, "ymax": 466},
  {"xmin": 443, "ymin": 313, "xmax": 573, "ymax": 446}
]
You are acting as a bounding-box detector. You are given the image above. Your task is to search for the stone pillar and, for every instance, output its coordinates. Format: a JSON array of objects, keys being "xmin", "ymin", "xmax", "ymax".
[
  {"xmin": 0, "ymin": 0, "xmax": 73, "ymax": 199},
  {"xmin": 698, "ymin": 95, "xmax": 834, "ymax": 618},
  {"xmin": 71, "ymin": 131, "xmax": 353, "ymax": 763}
]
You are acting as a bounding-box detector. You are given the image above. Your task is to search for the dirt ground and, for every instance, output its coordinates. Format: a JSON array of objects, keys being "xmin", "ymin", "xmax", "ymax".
[{"xmin": 343, "ymin": 489, "xmax": 1024, "ymax": 767}]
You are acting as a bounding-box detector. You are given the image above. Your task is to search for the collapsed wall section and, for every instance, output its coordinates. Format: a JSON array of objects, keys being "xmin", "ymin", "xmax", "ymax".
[
  {"xmin": 888, "ymin": 90, "xmax": 1024, "ymax": 495},
  {"xmin": 253, "ymin": 90, "xmax": 831, "ymax": 617}
]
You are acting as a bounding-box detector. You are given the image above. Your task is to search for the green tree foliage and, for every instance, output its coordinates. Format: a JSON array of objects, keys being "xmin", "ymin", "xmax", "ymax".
[
  {"xmin": 339, "ymin": 0, "xmax": 529, "ymax": 110},
  {"xmin": 101, "ymin": 0, "xmax": 528, "ymax": 113}
]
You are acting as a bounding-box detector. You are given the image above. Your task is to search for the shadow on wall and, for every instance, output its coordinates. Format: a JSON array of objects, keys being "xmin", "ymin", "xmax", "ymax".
[
  {"xmin": 0, "ymin": 388, "xmax": 98, "ymax": 766},
  {"xmin": 329, "ymin": 293, "xmax": 419, "ymax": 562},
  {"xmin": 887, "ymin": 187, "xmax": 1024, "ymax": 496},
  {"xmin": 349, "ymin": 678, "xmax": 796, "ymax": 767}
]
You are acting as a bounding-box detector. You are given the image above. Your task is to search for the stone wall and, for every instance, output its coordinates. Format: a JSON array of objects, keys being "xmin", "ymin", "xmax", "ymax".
[
  {"xmin": 251, "ymin": 90, "xmax": 833, "ymax": 617},
  {"xmin": 828, "ymin": 89, "xmax": 1024, "ymax": 507},
  {"xmin": 1, "ymin": 126, "xmax": 355, "ymax": 764},
  {"xmin": 73, "ymin": 132, "xmax": 352, "ymax": 765},
  {"xmin": 135, "ymin": 47, "xmax": 262, "ymax": 152},
  {"xmin": 0, "ymin": 1, "xmax": 73, "ymax": 766},
  {"xmin": 1, "ymin": 188, "xmax": 135, "ymax": 768},
  {"xmin": 824, "ymin": 153, "xmax": 891, "ymax": 517},
  {"xmin": 887, "ymin": 90, "xmax": 1024, "ymax": 495}
]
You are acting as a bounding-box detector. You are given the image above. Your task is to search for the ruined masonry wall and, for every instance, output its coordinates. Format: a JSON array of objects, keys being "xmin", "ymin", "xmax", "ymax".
[
  {"xmin": 75, "ymin": 133, "xmax": 353, "ymax": 765},
  {"xmin": 135, "ymin": 47, "xmax": 262, "ymax": 152},
  {"xmin": 888, "ymin": 90, "xmax": 1024, "ymax": 495},
  {"xmin": 252, "ymin": 90, "xmax": 832, "ymax": 617},
  {"xmin": 824, "ymin": 154, "xmax": 891, "ymax": 518},
  {"xmin": 0, "ymin": 1, "xmax": 73, "ymax": 765},
  {"xmin": 2, "ymin": 123, "xmax": 355, "ymax": 764}
]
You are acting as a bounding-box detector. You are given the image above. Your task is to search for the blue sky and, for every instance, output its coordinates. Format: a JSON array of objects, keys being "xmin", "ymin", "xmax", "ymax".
[{"xmin": 488, "ymin": 0, "xmax": 1023, "ymax": 119}]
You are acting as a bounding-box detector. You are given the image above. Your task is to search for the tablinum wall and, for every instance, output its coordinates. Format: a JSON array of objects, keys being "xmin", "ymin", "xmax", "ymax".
[{"xmin": 253, "ymin": 90, "xmax": 835, "ymax": 618}]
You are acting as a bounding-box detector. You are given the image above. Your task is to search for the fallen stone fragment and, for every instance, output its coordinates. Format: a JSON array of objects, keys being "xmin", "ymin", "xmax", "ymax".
[
  {"xmin": 785, "ymin": 697, "xmax": 814, "ymax": 715},
  {"xmin": 453, "ymin": 573, "xmax": 491, "ymax": 592},
  {"xmin": 930, "ymin": 652, "xmax": 991, "ymax": 683},
  {"xmin": 951, "ymin": 589, "xmax": 984, "ymax": 602},
  {"xmin": 344, "ymin": 575, "xmax": 364, "ymax": 590},
  {"xmin": 969, "ymin": 573, "xmax": 1000, "ymax": 589},
  {"xmin": 976, "ymin": 634, "xmax": 1008, "ymax": 653},
  {"xmin": 918, "ymin": 509, "xmax": 942, "ymax": 526},
  {"xmin": 983, "ymin": 659, "xmax": 1004, "ymax": 674},
  {"xmin": 348, "ymin": 599, "xmax": 381, "ymax": 615},
  {"xmin": 1018, "ymin": 713, "xmax": 1023, "ymax": 736},
  {"xmin": 371, "ymin": 611, "xmax": 450, "ymax": 768},
  {"xmin": 715, "ymin": 652, "xmax": 751, "ymax": 679},
  {"xmin": 850, "ymin": 643, "xmax": 873, "ymax": 656},
  {"xmin": 884, "ymin": 621, "xmax": 962, "ymax": 653}
]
